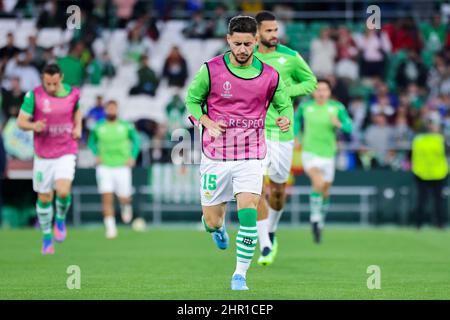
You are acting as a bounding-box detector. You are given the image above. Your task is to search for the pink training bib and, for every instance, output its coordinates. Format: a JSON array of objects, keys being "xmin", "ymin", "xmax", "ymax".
[
  {"xmin": 196, "ymin": 54, "xmax": 279, "ymax": 161},
  {"xmin": 33, "ymin": 85, "xmax": 80, "ymax": 158}
]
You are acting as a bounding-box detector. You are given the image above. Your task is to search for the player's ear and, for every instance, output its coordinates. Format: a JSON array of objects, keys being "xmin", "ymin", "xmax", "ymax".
[
  {"xmin": 60, "ymin": 73, "xmax": 64, "ymax": 82},
  {"xmin": 226, "ymin": 34, "xmax": 231, "ymax": 45}
]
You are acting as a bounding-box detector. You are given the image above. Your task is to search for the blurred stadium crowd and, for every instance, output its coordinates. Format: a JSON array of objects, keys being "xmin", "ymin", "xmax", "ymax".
[{"xmin": 0, "ymin": 0, "xmax": 449, "ymax": 172}]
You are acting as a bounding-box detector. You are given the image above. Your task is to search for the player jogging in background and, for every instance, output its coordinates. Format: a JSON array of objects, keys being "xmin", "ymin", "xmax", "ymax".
[
  {"xmin": 17, "ymin": 63, "xmax": 82, "ymax": 255},
  {"xmin": 295, "ymin": 79, "xmax": 352, "ymax": 243},
  {"xmin": 185, "ymin": 16, "xmax": 292, "ymax": 290},
  {"xmin": 88, "ymin": 100, "xmax": 141, "ymax": 239},
  {"xmin": 254, "ymin": 11, "xmax": 317, "ymax": 266}
]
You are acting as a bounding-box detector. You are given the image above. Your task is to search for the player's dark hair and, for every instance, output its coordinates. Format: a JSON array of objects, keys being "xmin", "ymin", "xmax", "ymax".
[
  {"xmin": 106, "ymin": 100, "xmax": 118, "ymax": 107},
  {"xmin": 228, "ymin": 16, "xmax": 257, "ymax": 36},
  {"xmin": 255, "ymin": 11, "xmax": 276, "ymax": 25},
  {"xmin": 317, "ymin": 78, "xmax": 332, "ymax": 89},
  {"xmin": 42, "ymin": 63, "xmax": 62, "ymax": 76}
]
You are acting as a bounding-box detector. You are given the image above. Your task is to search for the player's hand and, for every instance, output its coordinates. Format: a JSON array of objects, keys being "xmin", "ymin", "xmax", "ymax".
[
  {"xmin": 33, "ymin": 120, "xmax": 46, "ymax": 133},
  {"xmin": 96, "ymin": 157, "xmax": 102, "ymax": 165},
  {"xmin": 127, "ymin": 158, "xmax": 136, "ymax": 168},
  {"xmin": 72, "ymin": 125, "xmax": 82, "ymax": 139},
  {"xmin": 331, "ymin": 116, "xmax": 342, "ymax": 129},
  {"xmin": 200, "ymin": 115, "xmax": 226, "ymax": 138},
  {"xmin": 276, "ymin": 117, "xmax": 290, "ymax": 132}
]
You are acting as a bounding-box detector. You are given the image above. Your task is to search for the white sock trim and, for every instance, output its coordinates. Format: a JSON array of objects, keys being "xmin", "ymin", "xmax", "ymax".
[
  {"xmin": 268, "ymin": 207, "xmax": 283, "ymax": 233},
  {"xmin": 257, "ymin": 219, "xmax": 272, "ymax": 250}
]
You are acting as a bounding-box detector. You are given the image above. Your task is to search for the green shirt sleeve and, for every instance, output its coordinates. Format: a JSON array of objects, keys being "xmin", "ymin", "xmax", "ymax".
[
  {"xmin": 20, "ymin": 87, "xmax": 80, "ymax": 116},
  {"xmin": 286, "ymin": 53, "xmax": 317, "ymax": 98},
  {"xmin": 337, "ymin": 103, "xmax": 353, "ymax": 134},
  {"xmin": 294, "ymin": 102, "xmax": 305, "ymax": 139},
  {"xmin": 87, "ymin": 125, "xmax": 99, "ymax": 156},
  {"xmin": 128, "ymin": 123, "xmax": 141, "ymax": 159},
  {"xmin": 271, "ymin": 75, "xmax": 294, "ymax": 120},
  {"xmin": 185, "ymin": 64, "xmax": 210, "ymax": 120},
  {"xmin": 20, "ymin": 91, "xmax": 35, "ymax": 116}
]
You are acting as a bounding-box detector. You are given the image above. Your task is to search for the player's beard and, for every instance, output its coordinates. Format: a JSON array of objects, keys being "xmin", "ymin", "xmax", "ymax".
[
  {"xmin": 231, "ymin": 50, "xmax": 253, "ymax": 65},
  {"xmin": 106, "ymin": 114, "xmax": 117, "ymax": 121},
  {"xmin": 260, "ymin": 36, "xmax": 278, "ymax": 48}
]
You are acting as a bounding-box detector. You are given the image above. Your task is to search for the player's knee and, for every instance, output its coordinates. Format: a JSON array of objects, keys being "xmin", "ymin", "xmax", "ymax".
[
  {"xmin": 203, "ymin": 215, "xmax": 222, "ymax": 229},
  {"xmin": 38, "ymin": 193, "xmax": 53, "ymax": 204},
  {"xmin": 56, "ymin": 189, "xmax": 70, "ymax": 199}
]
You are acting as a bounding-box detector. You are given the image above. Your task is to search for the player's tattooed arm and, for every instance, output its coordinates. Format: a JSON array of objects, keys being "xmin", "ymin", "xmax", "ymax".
[{"xmin": 17, "ymin": 111, "xmax": 46, "ymax": 132}]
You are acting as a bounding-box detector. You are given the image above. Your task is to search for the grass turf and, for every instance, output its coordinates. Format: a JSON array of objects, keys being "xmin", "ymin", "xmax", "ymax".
[{"xmin": 0, "ymin": 226, "xmax": 449, "ymax": 299}]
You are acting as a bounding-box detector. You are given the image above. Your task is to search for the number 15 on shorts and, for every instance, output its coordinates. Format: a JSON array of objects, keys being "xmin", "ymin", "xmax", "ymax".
[{"xmin": 203, "ymin": 174, "xmax": 217, "ymax": 191}]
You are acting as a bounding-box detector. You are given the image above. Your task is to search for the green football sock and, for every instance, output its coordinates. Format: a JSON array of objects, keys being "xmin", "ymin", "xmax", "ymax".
[
  {"xmin": 234, "ymin": 208, "xmax": 258, "ymax": 277},
  {"xmin": 310, "ymin": 191, "xmax": 323, "ymax": 223},
  {"xmin": 36, "ymin": 199, "xmax": 53, "ymax": 237},
  {"xmin": 321, "ymin": 197, "xmax": 330, "ymax": 228},
  {"xmin": 55, "ymin": 194, "xmax": 72, "ymax": 221}
]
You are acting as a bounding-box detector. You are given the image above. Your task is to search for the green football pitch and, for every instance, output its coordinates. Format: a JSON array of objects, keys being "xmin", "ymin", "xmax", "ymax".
[{"xmin": 0, "ymin": 226, "xmax": 449, "ymax": 300}]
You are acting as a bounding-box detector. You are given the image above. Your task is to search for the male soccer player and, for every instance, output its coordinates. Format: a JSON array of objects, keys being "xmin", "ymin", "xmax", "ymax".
[
  {"xmin": 295, "ymin": 79, "xmax": 352, "ymax": 243},
  {"xmin": 88, "ymin": 100, "xmax": 141, "ymax": 239},
  {"xmin": 185, "ymin": 16, "xmax": 292, "ymax": 290},
  {"xmin": 17, "ymin": 64, "xmax": 82, "ymax": 255},
  {"xmin": 254, "ymin": 11, "xmax": 317, "ymax": 266}
]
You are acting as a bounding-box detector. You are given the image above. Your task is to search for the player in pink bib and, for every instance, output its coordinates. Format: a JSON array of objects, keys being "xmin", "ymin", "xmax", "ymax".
[
  {"xmin": 17, "ymin": 64, "xmax": 82, "ymax": 255},
  {"xmin": 186, "ymin": 16, "xmax": 292, "ymax": 290}
]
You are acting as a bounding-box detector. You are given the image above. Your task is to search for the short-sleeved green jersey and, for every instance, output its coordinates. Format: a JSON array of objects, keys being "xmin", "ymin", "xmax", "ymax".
[
  {"xmin": 254, "ymin": 44, "xmax": 317, "ymax": 141},
  {"xmin": 88, "ymin": 120, "xmax": 141, "ymax": 167},
  {"xmin": 295, "ymin": 99, "xmax": 352, "ymax": 158}
]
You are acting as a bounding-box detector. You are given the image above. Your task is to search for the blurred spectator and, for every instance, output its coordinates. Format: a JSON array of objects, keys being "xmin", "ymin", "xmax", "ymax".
[
  {"xmin": 4, "ymin": 52, "xmax": 40, "ymax": 92},
  {"xmin": 384, "ymin": 17, "xmax": 422, "ymax": 53},
  {"xmin": 129, "ymin": 54, "xmax": 159, "ymax": 96},
  {"xmin": 363, "ymin": 113, "xmax": 396, "ymax": 167},
  {"xmin": 85, "ymin": 95, "xmax": 106, "ymax": 131},
  {"xmin": 162, "ymin": 46, "xmax": 188, "ymax": 88},
  {"xmin": 411, "ymin": 115, "xmax": 448, "ymax": 229},
  {"xmin": 210, "ymin": 4, "xmax": 229, "ymax": 38},
  {"xmin": 240, "ymin": 0, "xmax": 264, "ymax": 14},
  {"xmin": 393, "ymin": 114, "xmax": 414, "ymax": 149},
  {"xmin": 165, "ymin": 93, "xmax": 187, "ymax": 135},
  {"xmin": 355, "ymin": 29, "xmax": 392, "ymax": 79},
  {"xmin": 348, "ymin": 96, "xmax": 368, "ymax": 142},
  {"xmin": 183, "ymin": 11, "xmax": 211, "ymax": 39},
  {"xmin": 26, "ymin": 35, "xmax": 46, "ymax": 71},
  {"xmin": 1, "ymin": 77, "xmax": 24, "ymax": 120},
  {"xmin": 86, "ymin": 52, "xmax": 116, "ymax": 85},
  {"xmin": 326, "ymin": 74, "xmax": 350, "ymax": 107},
  {"xmin": 335, "ymin": 26, "xmax": 359, "ymax": 81},
  {"xmin": 0, "ymin": 32, "xmax": 20, "ymax": 60},
  {"xmin": 36, "ymin": 0, "xmax": 65, "ymax": 29},
  {"xmin": 125, "ymin": 26, "xmax": 152, "ymax": 63},
  {"xmin": 422, "ymin": 14, "xmax": 447, "ymax": 53},
  {"xmin": 369, "ymin": 81, "xmax": 399, "ymax": 123},
  {"xmin": 396, "ymin": 49, "xmax": 428, "ymax": 90},
  {"xmin": 57, "ymin": 42, "xmax": 85, "ymax": 86},
  {"xmin": 427, "ymin": 53, "xmax": 450, "ymax": 98},
  {"xmin": 309, "ymin": 27, "xmax": 336, "ymax": 78},
  {"xmin": 113, "ymin": 0, "xmax": 137, "ymax": 28}
]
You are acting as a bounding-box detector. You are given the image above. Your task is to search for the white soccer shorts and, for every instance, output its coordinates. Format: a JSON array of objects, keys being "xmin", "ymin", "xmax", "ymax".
[
  {"xmin": 301, "ymin": 151, "xmax": 336, "ymax": 183},
  {"xmin": 33, "ymin": 154, "xmax": 76, "ymax": 193},
  {"xmin": 262, "ymin": 140, "xmax": 294, "ymax": 184},
  {"xmin": 96, "ymin": 165, "xmax": 133, "ymax": 198},
  {"xmin": 199, "ymin": 156, "xmax": 263, "ymax": 206}
]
